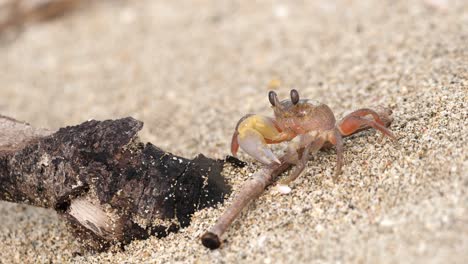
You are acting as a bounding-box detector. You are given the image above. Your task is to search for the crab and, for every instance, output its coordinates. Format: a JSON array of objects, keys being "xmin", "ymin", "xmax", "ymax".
[{"xmin": 231, "ymin": 89, "xmax": 396, "ymax": 185}]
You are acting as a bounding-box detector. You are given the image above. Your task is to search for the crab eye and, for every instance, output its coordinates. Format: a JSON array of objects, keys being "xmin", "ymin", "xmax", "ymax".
[
  {"xmin": 268, "ymin": 91, "xmax": 277, "ymax": 106},
  {"xmin": 290, "ymin": 89, "xmax": 299, "ymax": 105}
]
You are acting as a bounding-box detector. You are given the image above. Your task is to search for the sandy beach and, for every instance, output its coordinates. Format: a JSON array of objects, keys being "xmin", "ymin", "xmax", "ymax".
[{"xmin": 0, "ymin": 0, "xmax": 466, "ymax": 263}]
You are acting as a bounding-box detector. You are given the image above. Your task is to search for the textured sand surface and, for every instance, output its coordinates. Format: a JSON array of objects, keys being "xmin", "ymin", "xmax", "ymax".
[{"xmin": 0, "ymin": 0, "xmax": 467, "ymax": 263}]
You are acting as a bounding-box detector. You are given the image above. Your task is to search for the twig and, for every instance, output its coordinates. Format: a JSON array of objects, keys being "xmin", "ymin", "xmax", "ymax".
[
  {"xmin": 201, "ymin": 106, "xmax": 394, "ymax": 249},
  {"xmin": 201, "ymin": 159, "xmax": 290, "ymax": 249}
]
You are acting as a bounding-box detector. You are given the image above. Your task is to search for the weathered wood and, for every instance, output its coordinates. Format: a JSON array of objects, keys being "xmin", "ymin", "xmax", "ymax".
[{"xmin": 0, "ymin": 116, "xmax": 231, "ymax": 250}]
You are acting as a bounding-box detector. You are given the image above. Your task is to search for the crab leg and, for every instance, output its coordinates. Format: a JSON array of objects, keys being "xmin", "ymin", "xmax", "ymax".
[
  {"xmin": 337, "ymin": 108, "xmax": 396, "ymax": 139},
  {"xmin": 342, "ymin": 108, "xmax": 386, "ymax": 125},
  {"xmin": 332, "ymin": 129, "xmax": 344, "ymax": 179},
  {"xmin": 280, "ymin": 136, "xmax": 325, "ymax": 185}
]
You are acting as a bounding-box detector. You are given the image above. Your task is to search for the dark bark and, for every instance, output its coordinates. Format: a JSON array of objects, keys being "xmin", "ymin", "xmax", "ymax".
[{"xmin": 0, "ymin": 115, "xmax": 231, "ymax": 250}]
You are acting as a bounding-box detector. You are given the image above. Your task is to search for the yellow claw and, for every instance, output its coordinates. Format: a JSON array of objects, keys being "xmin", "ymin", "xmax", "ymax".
[
  {"xmin": 237, "ymin": 115, "xmax": 280, "ymax": 141},
  {"xmin": 231, "ymin": 115, "xmax": 281, "ymax": 165}
]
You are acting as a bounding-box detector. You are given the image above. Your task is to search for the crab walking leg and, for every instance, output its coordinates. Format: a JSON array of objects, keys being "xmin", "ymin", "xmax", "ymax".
[
  {"xmin": 338, "ymin": 116, "xmax": 396, "ymax": 139},
  {"xmin": 332, "ymin": 129, "xmax": 344, "ymax": 179},
  {"xmin": 338, "ymin": 108, "xmax": 396, "ymax": 139},
  {"xmin": 342, "ymin": 108, "xmax": 387, "ymax": 126},
  {"xmin": 280, "ymin": 137, "xmax": 325, "ymax": 185}
]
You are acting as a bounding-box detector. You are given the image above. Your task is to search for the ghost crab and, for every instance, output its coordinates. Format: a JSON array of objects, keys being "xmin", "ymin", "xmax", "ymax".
[
  {"xmin": 201, "ymin": 90, "xmax": 396, "ymax": 249},
  {"xmin": 231, "ymin": 89, "xmax": 396, "ymax": 185}
]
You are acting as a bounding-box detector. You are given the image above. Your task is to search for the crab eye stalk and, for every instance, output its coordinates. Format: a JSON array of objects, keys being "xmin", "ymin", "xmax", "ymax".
[
  {"xmin": 290, "ymin": 89, "xmax": 299, "ymax": 105},
  {"xmin": 268, "ymin": 91, "xmax": 277, "ymax": 106}
]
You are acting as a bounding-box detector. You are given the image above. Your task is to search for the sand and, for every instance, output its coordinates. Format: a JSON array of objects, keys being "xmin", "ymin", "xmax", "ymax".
[{"xmin": 0, "ymin": 0, "xmax": 467, "ymax": 263}]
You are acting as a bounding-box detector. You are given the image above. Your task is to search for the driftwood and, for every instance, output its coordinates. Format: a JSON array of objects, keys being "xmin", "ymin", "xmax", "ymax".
[{"xmin": 0, "ymin": 115, "xmax": 231, "ymax": 250}]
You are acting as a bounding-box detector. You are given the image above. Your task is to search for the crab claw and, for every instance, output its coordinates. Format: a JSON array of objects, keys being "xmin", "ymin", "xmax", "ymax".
[
  {"xmin": 237, "ymin": 129, "xmax": 281, "ymax": 165},
  {"xmin": 231, "ymin": 115, "xmax": 282, "ymax": 165}
]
